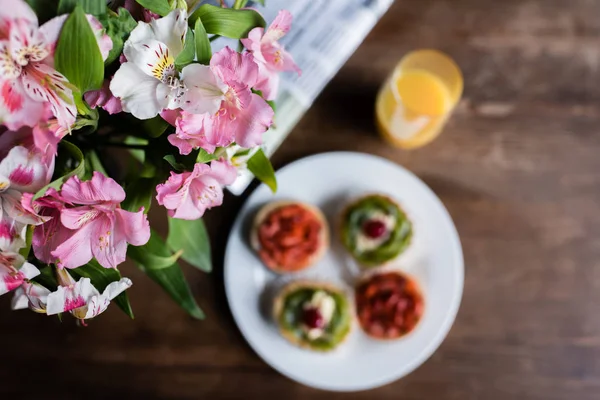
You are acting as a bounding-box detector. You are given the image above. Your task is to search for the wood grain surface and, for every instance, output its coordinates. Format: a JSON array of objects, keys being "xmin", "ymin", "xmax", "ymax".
[{"xmin": 2, "ymin": 0, "xmax": 600, "ymax": 398}]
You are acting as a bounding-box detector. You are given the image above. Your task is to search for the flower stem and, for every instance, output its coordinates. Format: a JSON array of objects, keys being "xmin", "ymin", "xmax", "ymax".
[{"xmin": 232, "ymin": 0, "xmax": 247, "ymax": 9}]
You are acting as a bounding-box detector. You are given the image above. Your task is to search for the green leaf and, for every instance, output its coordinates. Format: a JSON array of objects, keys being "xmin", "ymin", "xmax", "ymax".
[
  {"xmin": 194, "ymin": 17, "xmax": 211, "ymax": 65},
  {"xmin": 167, "ymin": 218, "xmax": 211, "ymax": 272},
  {"xmin": 122, "ymin": 178, "xmax": 156, "ymax": 213},
  {"xmin": 175, "ymin": 28, "xmax": 195, "ymax": 69},
  {"xmin": 58, "ymin": 0, "xmax": 106, "ymax": 16},
  {"xmin": 143, "ymin": 115, "xmax": 170, "ymax": 138},
  {"xmin": 163, "ymin": 155, "xmax": 186, "ymax": 171},
  {"xmin": 196, "ymin": 148, "xmax": 219, "ymax": 164},
  {"xmin": 131, "ymin": 230, "xmax": 204, "ymax": 319},
  {"xmin": 128, "ymin": 230, "xmax": 184, "ymax": 270},
  {"xmin": 135, "ymin": 0, "xmax": 171, "ymax": 16},
  {"xmin": 55, "ymin": 5, "xmax": 104, "ymax": 93},
  {"xmin": 100, "ymin": 8, "xmax": 137, "ymax": 65},
  {"xmin": 189, "ymin": 4, "xmax": 266, "ymax": 39},
  {"xmin": 33, "ymin": 141, "xmax": 85, "ymax": 201},
  {"xmin": 125, "ymin": 136, "xmax": 147, "ymax": 164},
  {"xmin": 70, "ymin": 260, "xmax": 134, "ymax": 319},
  {"xmin": 247, "ymin": 148, "xmax": 277, "ymax": 192},
  {"xmin": 83, "ymin": 149, "xmax": 107, "ymax": 180}
]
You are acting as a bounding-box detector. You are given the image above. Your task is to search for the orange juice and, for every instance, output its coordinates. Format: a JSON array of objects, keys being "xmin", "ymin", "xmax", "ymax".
[{"xmin": 376, "ymin": 50, "xmax": 463, "ymax": 149}]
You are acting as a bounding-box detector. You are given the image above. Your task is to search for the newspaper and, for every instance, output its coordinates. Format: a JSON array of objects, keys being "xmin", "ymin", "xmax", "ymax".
[{"xmin": 219, "ymin": 0, "xmax": 395, "ymax": 194}]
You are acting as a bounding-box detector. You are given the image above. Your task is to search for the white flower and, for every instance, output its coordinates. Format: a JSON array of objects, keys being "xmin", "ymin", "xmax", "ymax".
[
  {"xmin": 110, "ymin": 8, "xmax": 228, "ymax": 120},
  {"xmin": 44, "ymin": 269, "xmax": 132, "ymax": 320},
  {"xmin": 110, "ymin": 9, "xmax": 189, "ymax": 119},
  {"xmin": 12, "ymin": 268, "xmax": 133, "ymax": 320}
]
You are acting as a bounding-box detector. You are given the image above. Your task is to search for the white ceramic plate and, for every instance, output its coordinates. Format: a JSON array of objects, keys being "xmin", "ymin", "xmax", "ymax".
[{"xmin": 224, "ymin": 152, "xmax": 463, "ymax": 391}]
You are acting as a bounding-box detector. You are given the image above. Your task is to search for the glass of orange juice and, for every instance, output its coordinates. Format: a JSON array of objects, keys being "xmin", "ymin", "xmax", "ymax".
[{"xmin": 375, "ymin": 49, "xmax": 463, "ymax": 149}]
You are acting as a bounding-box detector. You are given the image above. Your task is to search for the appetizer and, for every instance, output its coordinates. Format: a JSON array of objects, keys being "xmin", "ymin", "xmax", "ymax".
[
  {"xmin": 251, "ymin": 201, "xmax": 329, "ymax": 273},
  {"xmin": 340, "ymin": 194, "xmax": 412, "ymax": 267},
  {"xmin": 355, "ymin": 271, "xmax": 424, "ymax": 340},
  {"xmin": 273, "ymin": 281, "xmax": 353, "ymax": 351}
]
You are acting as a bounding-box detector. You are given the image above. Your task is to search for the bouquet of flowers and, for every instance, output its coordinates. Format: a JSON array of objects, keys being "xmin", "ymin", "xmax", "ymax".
[{"xmin": 0, "ymin": 0, "xmax": 298, "ymax": 323}]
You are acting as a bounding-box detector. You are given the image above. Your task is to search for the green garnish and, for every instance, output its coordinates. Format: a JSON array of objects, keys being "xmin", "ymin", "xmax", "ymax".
[
  {"xmin": 278, "ymin": 288, "xmax": 351, "ymax": 351},
  {"xmin": 341, "ymin": 195, "xmax": 412, "ymax": 267}
]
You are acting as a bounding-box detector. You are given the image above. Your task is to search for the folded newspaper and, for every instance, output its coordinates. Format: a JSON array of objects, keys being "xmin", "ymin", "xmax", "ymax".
[{"xmin": 220, "ymin": 0, "xmax": 395, "ymax": 194}]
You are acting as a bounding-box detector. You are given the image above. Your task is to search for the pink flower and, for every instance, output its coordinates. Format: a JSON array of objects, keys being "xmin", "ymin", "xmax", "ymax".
[
  {"xmin": 84, "ymin": 79, "xmax": 123, "ymax": 115},
  {"xmin": 241, "ymin": 10, "xmax": 300, "ymax": 100},
  {"xmin": 50, "ymin": 172, "xmax": 151, "ymax": 269},
  {"xmin": 0, "ymin": 251, "xmax": 39, "ymax": 296},
  {"xmin": 0, "ymin": 0, "xmax": 112, "ymax": 130},
  {"xmin": 156, "ymin": 159, "xmax": 237, "ymax": 220},
  {"xmin": 169, "ymin": 47, "xmax": 274, "ymax": 155}
]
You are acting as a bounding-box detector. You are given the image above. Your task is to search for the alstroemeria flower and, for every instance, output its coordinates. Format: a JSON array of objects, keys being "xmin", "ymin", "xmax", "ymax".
[
  {"xmin": 50, "ymin": 172, "xmax": 151, "ymax": 269},
  {"xmin": 110, "ymin": 9, "xmax": 190, "ymax": 119},
  {"xmin": 46, "ymin": 269, "xmax": 132, "ymax": 320},
  {"xmin": 156, "ymin": 159, "xmax": 236, "ymax": 220},
  {"xmin": 0, "ymin": 145, "xmax": 51, "ymax": 251},
  {"xmin": 84, "ymin": 79, "xmax": 123, "ymax": 115},
  {"xmin": 168, "ymin": 47, "xmax": 274, "ymax": 155},
  {"xmin": 0, "ymin": 251, "xmax": 39, "ymax": 296},
  {"xmin": 241, "ymin": 10, "xmax": 300, "ymax": 100},
  {"xmin": 0, "ymin": 0, "xmax": 112, "ymax": 130}
]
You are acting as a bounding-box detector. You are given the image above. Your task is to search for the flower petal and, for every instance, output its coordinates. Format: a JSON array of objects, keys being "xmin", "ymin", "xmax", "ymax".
[
  {"xmin": 240, "ymin": 27, "xmax": 264, "ymax": 62},
  {"xmin": 180, "ymin": 63, "xmax": 226, "ymax": 115},
  {"xmin": 46, "ymin": 276, "xmax": 97, "ymax": 316},
  {"xmin": 11, "ymin": 285, "xmax": 28, "ymax": 309},
  {"xmin": 91, "ymin": 214, "xmax": 127, "ymax": 269},
  {"xmin": 124, "ymin": 39, "xmax": 176, "ymax": 81},
  {"xmin": 60, "ymin": 206, "xmax": 101, "ymax": 230},
  {"xmin": 20, "ymin": 63, "xmax": 76, "ymax": 129},
  {"xmin": 12, "ymin": 281, "xmax": 50, "ymax": 312},
  {"xmin": 114, "ymin": 208, "xmax": 150, "ymax": 247},
  {"xmin": 0, "ymin": 79, "xmax": 45, "ymax": 130},
  {"xmin": 51, "ymin": 220, "xmax": 95, "ymax": 269},
  {"xmin": 0, "ymin": 216, "xmax": 25, "ymax": 252},
  {"xmin": 0, "ymin": 257, "xmax": 39, "ymax": 296},
  {"xmin": 110, "ymin": 62, "xmax": 169, "ymax": 120},
  {"xmin": 210, "ymin": 47, "xmax": 259, "ymax": 88},
  {"xmin": 128, "ymin": 9, "xmax": 187, "ymax": 59},
  {"xmin": 84, "ymin": 79, "xmax": 122, "ymax": 115},
  {"xmin": 264, "ymin": 10, "xmax": 293, "ymax": 43},
  {"xmin": 0, "ymin": 0, "xmax": 37, "ymax": 31},
  {"xmin": 0, "ymin": 146, "xmax": 48, "ymax": 192},
  {"xmin": 210, "ymin": 158, "xmax": 238, "ymax": 186},
  {"xmin": 83, "ymin": 277, "xmax": 132, "ymax": 319},
  {"xmin": 60, "ymin": 172, "xmax": 126, "ymax": 205},
  {"xmin": 9, "ymin": 18, "xmax": 49, "ymax": 66},
  {"xmin": 0, "ymin": 40, "xmax": 21, "ymax": 79},
  {"xmin": 224, "ymin": 93, "xmax": 274, "ymax": 148}
]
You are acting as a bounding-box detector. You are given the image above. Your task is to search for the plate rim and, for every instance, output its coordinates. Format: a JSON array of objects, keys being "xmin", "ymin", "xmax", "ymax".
[{"xmin": 224, "ymin": 151, "xmax": 464, "ymax": 391}]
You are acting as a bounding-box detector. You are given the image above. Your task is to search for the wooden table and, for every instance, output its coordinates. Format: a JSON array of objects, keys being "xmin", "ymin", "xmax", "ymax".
[{"xmin": 2, "ymin": 0, "xmax": 600, "ymax": 398}]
